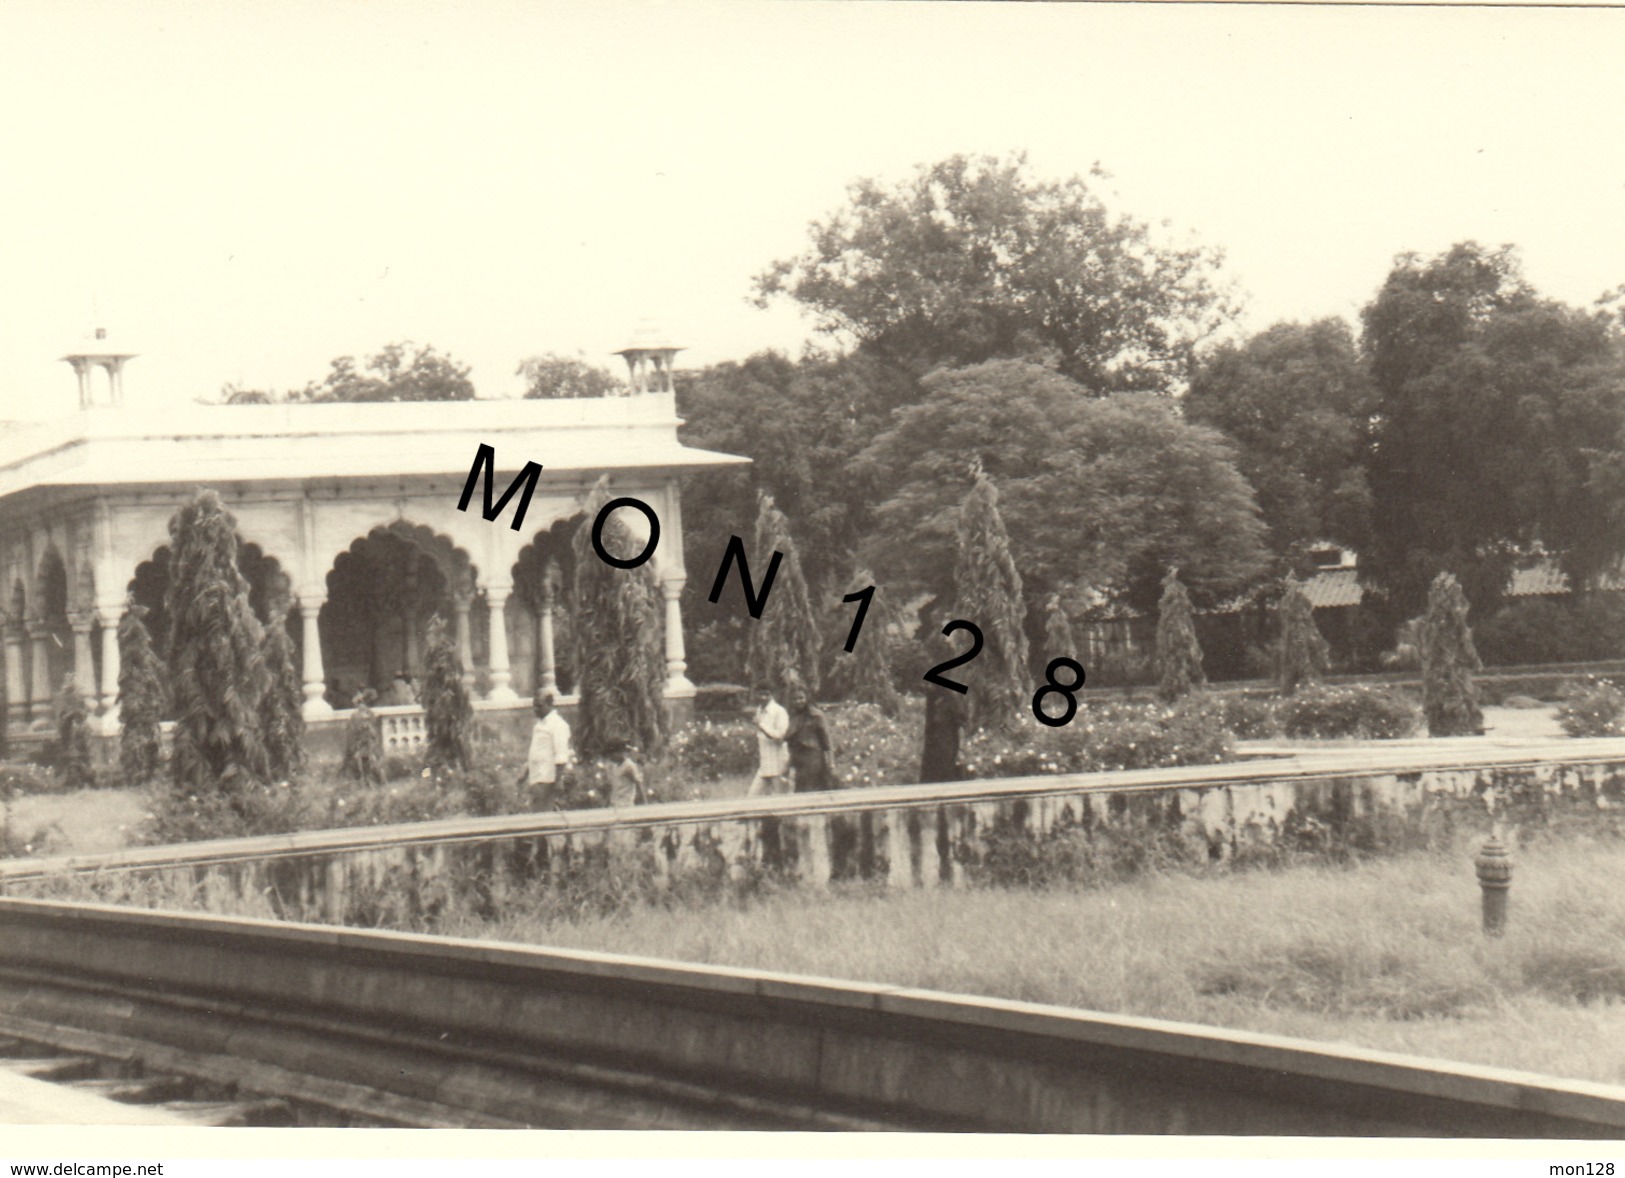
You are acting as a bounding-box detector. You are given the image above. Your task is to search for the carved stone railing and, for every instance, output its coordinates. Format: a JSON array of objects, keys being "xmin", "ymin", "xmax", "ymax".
[{"xmin": 374, "ymin": 705, "xmax": 426, "ymax": 754}]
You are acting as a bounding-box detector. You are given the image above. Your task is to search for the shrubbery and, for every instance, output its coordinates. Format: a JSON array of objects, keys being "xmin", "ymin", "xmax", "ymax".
[
  {"xmin": 961, "ymin": 699, "xmax": 1232, "ymax": 779},
  {"xmin": 668, "ymin": 720, "xmax": 757, "ymax": 783},
  {"xmin": 1199, "ymin": 694, "xmax": 1280, "ymax": 740},
  {"xmin": 1275, "ymin": 684, "xmax": 1419, "ymax": 739},
  {"xmin": 827, "ymin": 700, "xmax": 918, "ymax": 789},
  {"xmin": 1557, "ymin": 678, "xmax": 1625, "ymax": 738},
  {"xmin": 1477, "ymin": 595, "xmax": 1625, "ymax": 667}
]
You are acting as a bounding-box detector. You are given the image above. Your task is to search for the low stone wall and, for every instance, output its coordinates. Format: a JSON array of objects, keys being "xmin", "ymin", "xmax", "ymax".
[{"xmin": 4, "ymin": 743, "xmax": 1624, "ymax": 928}]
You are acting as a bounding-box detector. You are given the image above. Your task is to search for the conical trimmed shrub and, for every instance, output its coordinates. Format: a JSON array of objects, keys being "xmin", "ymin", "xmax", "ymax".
[
  {"xmin": 572, "ymin": 477, "xmax": 667, "ymax": 759},
  {"xmin": 1276, "ymin": 582, "xmax": 1331, "ymax": 695},
  {"xmin": 53, "ymin": 674, "xmax": 95, "ymax": 791},
  {"xmin": 422, "ymin": 613, "xmax": 473, "ymax": 771},
  {"xmin": 260, "ymin": 598, "xmax": 306, "ymax": 782},
  {"xmin": 117, "ymin": 602, "xmax": 167, "ymax": 787},
  {"xmin": 953, "ymin": 470, "xmax": 1029, "ymax": 730},
  {"xmin": 166, "ymin": 489, "xmax": 269, "ymax": 803},
  {"xmin": 341, "ymin": 690, "xmax": 385, "ymax": 786},
  {"xmin": 1422, "ymin": 571, "xmax": 1483, "ymax": 737},
  {"xmin": 1155, "ymin": 568, "xmax": 1205, "ymax": 702},
  {"xmin": 744, "ymin": 493, "xmax": 822, "ymax": 697},
  {"xmin": 823, "ymin": 566, "xmax": 900, "ymax": 714},
  {"xmin": 1044, "ymin": 594, "xmax": 1078, "ymax": 662}
]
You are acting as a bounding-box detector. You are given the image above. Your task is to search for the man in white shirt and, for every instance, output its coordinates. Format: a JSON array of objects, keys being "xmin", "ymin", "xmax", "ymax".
[
  {"xmin": 528, "ymin": 692, "xmax": 574, "ymax": 808},
  {"xmin": 746, "ymin": 686, "xmax": 790, "ymax": 797}
]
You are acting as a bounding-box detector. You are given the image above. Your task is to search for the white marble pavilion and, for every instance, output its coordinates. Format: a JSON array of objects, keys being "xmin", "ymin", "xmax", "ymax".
[{"xmin": 0, "ymin": 333, "xmax": 744, "ymax": 743}]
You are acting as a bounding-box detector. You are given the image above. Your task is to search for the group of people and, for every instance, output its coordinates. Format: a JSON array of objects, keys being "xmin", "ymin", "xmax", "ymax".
[
  {"xmin": 523, "ymin": 691, "xmax": 647, "ymax": 809},
  {"xmin": 745, "ymin": 682, "xmax": 835, "ymax": 796},
  {"xmin": 324, "ymin": 672, "xmax": 419, "ymax": 711},
  {"xmin": 524, "ymin": 681, "xmax": 836, "ymax": 807}
]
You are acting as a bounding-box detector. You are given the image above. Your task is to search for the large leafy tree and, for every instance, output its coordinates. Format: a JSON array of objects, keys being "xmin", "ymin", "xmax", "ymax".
[
  {"xmin": 572, "ymin": 479, "xmax": 667, "ymax": 759},
  {"xmin": 952, "ymin": 470, "xmax": 1030, "ymax": 731},
  {"xmin": 117, "ymin": 602, "xmax": 167, "ymax": 787},
  {"xmin": 677, "ymin": 350, "xmax": 899, "ymax": 596},
  {"xmin": 859, "ymin": 360, "xmax": 1269, "ymax": 620},
  {"xmin": 518, "ymin": 352, "xmax": 621, "ymax": 399},
  {"xmin": 166, "ymin": 490, "xmax": 270, "ymax": 803},
  {"xmin": 1362, "ymin": 242, "xmax": 1625, "ymax": 619},
  {"xmin": 756, "ymin": 153, "xmax": 1235, "ymax": 392},
  {"xmin": 1185, "ymin": 318, "xmax": 1375, "ymax": 565}
]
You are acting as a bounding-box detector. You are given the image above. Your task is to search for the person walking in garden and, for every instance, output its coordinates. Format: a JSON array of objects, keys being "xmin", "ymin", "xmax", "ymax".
[
  {"xmin": 527, "ymin": 691, "xmax": 574, "ymax": 808},
  {"xmin": 786, "ymin": 683, "xmax": 836, "ymax": 793},
  {"xmin": 609, "ymin": 738, "xmax": 648, "ymax": 807},
  {"xmin": 746, "ymin": 686, "xmax": 790, "ymax": 797}
]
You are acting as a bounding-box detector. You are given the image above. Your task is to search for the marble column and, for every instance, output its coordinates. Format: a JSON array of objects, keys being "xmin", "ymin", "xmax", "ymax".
[
  {"xmin": 484, "ymin": 586, "xmax": 519, "ymax": 703},
  {"xmin": 538, "ymin": 584, "xmax": 557, "ymax": 696},
  {"xmin": 662, "ymin": 576, "xmax": 695, "ymax": 699},
  {"xmin": 299, "ymin": 594, "xmax": 334, "ymax": 718},
  {"xmin": 3, "ymin": 624, "xmax": 27, "ymax": 729},
  {"xmin": 95, "ymin": 606, "xmax": 121, "ymax": 733},
  {"xmin": 452, "ymin": 593, "xmax": 474, "ymax": 691},
  {"xmin": 27, "ymin": 621, "xmax": 53, "ymax": 716},
  {"xmin": 69, "ymin": 612, "xmax": 95, "ymax": 696}
]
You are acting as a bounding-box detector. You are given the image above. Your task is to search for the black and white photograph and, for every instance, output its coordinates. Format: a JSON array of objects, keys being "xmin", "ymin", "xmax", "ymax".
[{"xmin": 1, "ymin": 0, "xmax": 1624, "ymax": 1168}]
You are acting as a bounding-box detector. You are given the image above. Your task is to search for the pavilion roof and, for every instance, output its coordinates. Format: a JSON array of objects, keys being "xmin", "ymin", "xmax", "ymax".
[{"xmin": 0, "ymin": 395, "xmax": 746, "ymax": 500}]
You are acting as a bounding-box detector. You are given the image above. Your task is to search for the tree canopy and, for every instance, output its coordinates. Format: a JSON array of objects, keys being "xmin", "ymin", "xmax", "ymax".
[
  {"xmin": 517, "ymin": 352, "xmax": 622, "ymax": 399},
  {"xmin": 220, "ymin": 341, "xmax": 476, "ymax": 404},
  {"xmin": 676, "ymin": 350, "xmax": 898, "ymax": 599},
  {"xmin": 857, "ymin": 360, "xmax": 1269, "ymax": 618},
  {"xmin": 1361, "ymin": 242, "xmax": 1625, "ymax": 617},
  {"xmin": 755, "ymin": 153, "xmax": 1235, "ymax": 392},
  {"xmin": 1185, "ymin": 318, "xmax": 1375, "ymax": 566}
]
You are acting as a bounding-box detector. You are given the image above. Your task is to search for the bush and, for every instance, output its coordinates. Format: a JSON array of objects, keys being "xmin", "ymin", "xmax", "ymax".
[
  {"xmin": 1476, "ymin": 599, "xmax": 1583, "ymax": 666},
  {"xmin": 0, "ymin": 763, "xmax": 61, "ymax": 798},
  {"xmin": 961, "ymin": 699, "xmax": 1232, "ymax": 779},
  {"xmin": 1201, "ymin": 694, "xmax": 1280, "ymax": 740},
  {"xmin": 53, "ymin": 677, "xmax": 96, "ymax": 792},
  {"xmin": 668, "ymin": 720, "xmax": 757, "ymax": 783},
  {"xmin": 827, "ymin": 699, "xmax": 919, "ymax": 789},
  {"xmin": 1557, "ymin": 678, "xmax": 1625, "ymax": 738},
  {"xmin": 1276, "ymin": 685, "xmax": 1419, "ymax": 740}
]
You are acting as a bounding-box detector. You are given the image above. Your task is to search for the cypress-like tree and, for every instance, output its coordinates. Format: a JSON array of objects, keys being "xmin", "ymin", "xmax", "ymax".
[
  {"xmin": 166, "ymin": 489, "xmax": 269, "ymax": 803},
  {"xmin": 1422, "ymin": 571, "xmax": 1483, "ymax": 737},
  {"xmin": 953, "ymin": 469, "xmax": 1029, "ymax": 730},
  {"xmin": 341, "ymin": 689, "xmax": 386, "ymax": 786},
  {"xmin": 744, "ymin": 493, "xmax": 823, "ymax": 697},
  {"xmin": 823, "ymin": 566, "xmax": 899, "ymax": 714},
  {"xmin": 259, "ymin": 596, "xmax": 306, "ymax": 782},
  {"xmin": 1155, "ymin": 567, "xmax": 1205, "ymax": 702},
  {"xmin": 422, "ymin": 613, "xmax": 473, "ymax": 771},
  {"xmin": 1044, "ymin": 593, "xmax": 1078, "ymax": 661},
  {"xmin": 53, "ymin": 674, "xmax": 95, "ymax": 791},
  {"xmin": 117, "ymin": 602, "xmax": 167, "ymax": 787},
  {"xmin": 1276, "ymin": 582, "xmax": 1331, "ymax": 695},
  {"xmin": 572, "ymin": 478, "xmax": 667, "ymax": 759}
]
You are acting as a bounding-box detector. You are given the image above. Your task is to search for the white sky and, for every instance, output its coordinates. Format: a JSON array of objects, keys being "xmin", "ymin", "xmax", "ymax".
[{"xmin": 2, "ymin": 0, "xmax": 1624, "ymax": 412}]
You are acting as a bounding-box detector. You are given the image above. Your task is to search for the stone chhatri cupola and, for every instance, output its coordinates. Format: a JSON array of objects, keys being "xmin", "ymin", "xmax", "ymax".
[{"xmin": 62, "ymin": 327, "xmax": 137, "ymax": 409}]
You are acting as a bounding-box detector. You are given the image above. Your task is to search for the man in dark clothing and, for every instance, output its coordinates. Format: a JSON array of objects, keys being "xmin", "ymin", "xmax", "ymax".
[
  {"xmin": 919, "ymin": 687, "xmax": 967, "ymax": 784},
  {"xmin": 785, "ymin": 683, "xmax": 836, "ymax": 793}
]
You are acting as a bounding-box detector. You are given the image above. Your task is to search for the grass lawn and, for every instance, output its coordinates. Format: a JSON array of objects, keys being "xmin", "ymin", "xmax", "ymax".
[{"xmin": 449, "ymin": 829, "xmax": 1625, "ymax": 1087}]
